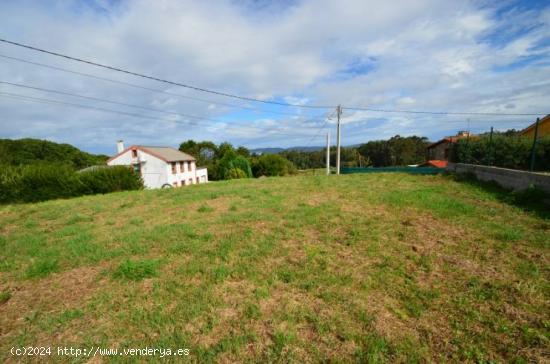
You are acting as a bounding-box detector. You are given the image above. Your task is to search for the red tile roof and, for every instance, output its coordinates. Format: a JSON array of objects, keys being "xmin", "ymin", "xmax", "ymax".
[
  {"xmin": 421, "ymin": 160, "xmax": 448, "ymax": 168},
  {"xmin": 427, "ymin": 137, "xmax": 461, "ymax": 149}
]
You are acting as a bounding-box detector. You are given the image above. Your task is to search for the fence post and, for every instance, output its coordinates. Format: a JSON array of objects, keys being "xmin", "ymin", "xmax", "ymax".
[
  {"xmin": 488, "ymin": 126, "xmax": 493, "ymax": 166},
  {"xmin": 529, "ymin": 118, "xmax": 540, "ymax": 172}
]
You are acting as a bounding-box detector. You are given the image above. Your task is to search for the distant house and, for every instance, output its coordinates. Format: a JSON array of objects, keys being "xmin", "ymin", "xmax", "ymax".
[
  {"xmin": 427, "ymin": 131, "xmax": 473, "ymax": 161},
  {"xmin": 107, "ymin": 141, "xmax": 208, "ymax": 189},
  {"xmin": 519, "ymin": 114, "xmax": 550, "ymax": 138}
]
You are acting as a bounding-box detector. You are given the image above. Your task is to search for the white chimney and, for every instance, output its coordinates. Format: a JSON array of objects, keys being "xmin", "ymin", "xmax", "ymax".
[{"xmin": 117, "ymin": 140, "xmax": 124, "ymax": 153}]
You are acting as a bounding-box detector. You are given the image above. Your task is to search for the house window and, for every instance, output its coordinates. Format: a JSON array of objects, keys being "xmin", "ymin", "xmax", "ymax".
[
  {"xmin": 132, "ymin": 149, "xmax": 138, "ymax": 158},
  {"xmin": 133, "ymin": 164, "xmax": 141, "ymax": 174},
  {"xmin": 196, "ymin": 177, "xmax": 199, "ymax": 184},
  {"xmin": 444, "ymin": 148, "xmax": 449, "ymax": 159},
  {"xmin": 180, "ymin": 162, "xmax": 184, "ymax": 173},
  {"xmin": 171, "ymin": 162, "xmax": 177, "ymax": 174}
]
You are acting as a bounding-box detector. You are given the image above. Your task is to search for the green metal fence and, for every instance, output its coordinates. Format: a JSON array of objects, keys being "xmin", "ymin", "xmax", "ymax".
[{"xmin": 340, "ymin": 167, "xmax": 443, "ymax": 175}]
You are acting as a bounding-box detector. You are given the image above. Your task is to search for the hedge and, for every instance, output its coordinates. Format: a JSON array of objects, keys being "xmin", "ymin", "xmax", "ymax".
[
  {"xmin": 0, "ymin": 164, "xmax": 143, "ymax": 204},
  {"xmin": 450, "ymin": 135, "xmax": 550, "ymax": 171}
]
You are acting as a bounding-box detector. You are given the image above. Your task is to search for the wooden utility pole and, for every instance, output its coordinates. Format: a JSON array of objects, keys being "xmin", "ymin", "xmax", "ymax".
[
  {"xmin": 326, "ymin": 131, "xmax": 330, "ymax": 175},
  {"xmin": 336, "ymin": 105, "xmax": 342, "ymax": 175},
  {"xmin": 529, "ymin": 117, "xmax": 540, "ymax": 172}
]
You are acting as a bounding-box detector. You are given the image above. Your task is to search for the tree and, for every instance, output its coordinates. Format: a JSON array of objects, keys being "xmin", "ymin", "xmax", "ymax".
[
  {"xmin": 251, "ymin": 154, "xmax": 296, "ymax": 177},
  {"xmin": 216, "ymin": 142, "xmax": 235, "ymax": 159},
  {"xmin": 356, "ymin": 135, "xmax": 429, "ymax": 167},
  {"xmin": 179, "ymin": 140, "xmax": 218, "ymax": 167},
  {"xmin": 215, "ymin": 150, "xmax": 253, "ymax": 180},
  {"xmin": 0, "ymin": 138, "xmax": 107, "ymax": 169},
  {"xmin": 236, "ymin": 146, "xmax": 250, "ymax": 158}
]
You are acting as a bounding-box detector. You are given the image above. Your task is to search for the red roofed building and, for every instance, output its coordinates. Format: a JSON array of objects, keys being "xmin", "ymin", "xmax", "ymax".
[
  {"xmin": 427, "ymin": 131, "xmax": 473, "ymax": 161},
  {"xmin": 420, "ymin": 160, "xmax": 448, "ymax": 168}
]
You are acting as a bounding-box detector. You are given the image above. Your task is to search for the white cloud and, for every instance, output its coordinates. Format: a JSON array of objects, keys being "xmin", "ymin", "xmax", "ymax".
[{"xmin": 0, "ymin": 0, "xmax": 548, "ymax": 153}]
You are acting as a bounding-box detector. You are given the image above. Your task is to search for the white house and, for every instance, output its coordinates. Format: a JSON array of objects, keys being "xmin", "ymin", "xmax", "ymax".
[{"xmin": 107, "ymin": 141, "xmax": 208, "ymax": 189}]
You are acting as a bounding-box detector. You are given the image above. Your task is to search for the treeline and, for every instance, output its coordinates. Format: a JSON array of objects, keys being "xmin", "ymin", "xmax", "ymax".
[
  {"xmin": 280, "ymin": 135, "xmax": 430, "ymax": 170},
  {"xmin": 0, "ymin": 165, "xmax": 143, "ymax": 204},
  {"xmin": 179, "ymin": 140, "xmax": 295, "ymax": 180},
  {"xmin": 450, "ymin": 134, "xmax": 550, "ymax": 171},
  {"xmin": 179, "ymin": 135, "xmax": 430, "ymax": 179},
  {"xmin": 0, "ymin": 138, "xmax": 108, "ymax": 169}
]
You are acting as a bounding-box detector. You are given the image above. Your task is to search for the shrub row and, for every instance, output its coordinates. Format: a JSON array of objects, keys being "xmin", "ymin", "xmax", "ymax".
[
  {"xmin": 0, "ymin": 164, "xmax": 143, "ymax": 204},
  {"xmin": 450, "ymin": 135, "xmax": 550, "ymax": 171}
]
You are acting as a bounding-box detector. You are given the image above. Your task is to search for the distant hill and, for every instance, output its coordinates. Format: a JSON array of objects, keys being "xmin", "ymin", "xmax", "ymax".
[
  {"xmin": 250, "ymin": 144, "xmax": 363, "ymax": 154},
  {"xmin": 0, "ymin": 138, "xmax": 108, "ymax": 169},
  {"xmin": 251, "ymin": 146, "xmax": 325, "ymax": 154}
]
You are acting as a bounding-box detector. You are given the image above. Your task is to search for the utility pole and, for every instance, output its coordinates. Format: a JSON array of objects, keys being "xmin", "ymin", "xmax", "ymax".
[
  {"xmin": 336, "ymin": 105, "xmax": 342, "ymax": 175},
  {"xmin": 326, "ymin": 131, "xmax": 330, "ymax": 175},
  {"xmin": 529, "ymin": 117, "xmax": 540, "ymax": 172}
]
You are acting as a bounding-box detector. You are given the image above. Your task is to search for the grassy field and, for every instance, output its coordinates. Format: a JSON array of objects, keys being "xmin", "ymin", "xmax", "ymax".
[{"xmin": 0, "ymin": 174, "xmax": 548, "ymax": 363}]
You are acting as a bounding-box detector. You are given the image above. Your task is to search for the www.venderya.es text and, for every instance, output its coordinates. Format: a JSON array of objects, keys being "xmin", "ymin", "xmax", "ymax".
[{"xmin": 11, "ymin": 346, "xmax": 190, "ymax": 358}]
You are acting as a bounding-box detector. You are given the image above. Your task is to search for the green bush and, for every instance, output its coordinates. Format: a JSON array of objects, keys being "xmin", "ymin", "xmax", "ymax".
[
  {"xmin": 0, "ymin": 164, "xmax": 143, "ymax": 204},
  {"xmin": 251, "ymin": 154, "xmax": 296, "ymax": 177},
  {"xmin": 450, "ymin": 135, "xmax": 550, "ymax": 171},
  {"xmin": 225, "ymin": 167, "xmax": 247, "ymax": 179},
  {"xmin": 78, "ymin": 166, "xmax": 144, "ymax": 194}
]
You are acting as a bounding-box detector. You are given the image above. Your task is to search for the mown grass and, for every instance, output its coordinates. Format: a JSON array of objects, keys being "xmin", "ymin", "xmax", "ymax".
[{"xmin": 0, "ymin": 173, "xmax": 548, "ymax": 363}]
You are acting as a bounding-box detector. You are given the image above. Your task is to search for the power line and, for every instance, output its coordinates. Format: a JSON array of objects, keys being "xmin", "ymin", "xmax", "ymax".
[
  {"xmin": 0, "ymin": 91, "xmax": 204, "ymax": 125},
  {"xmin": 0, "ymin": 80, "xmax": 227, "ymax": 122},
  {"xmin": 0, "ymin": 80, "xmax": 327, "ymax": 133},
  {"xmin": 0, "ymin": 38, "xmax": 333, "ymax": 109},
  {"xmin": 0, "ymin": 54, "xmax": 310, "ymax": 117},
  {"xmin": 0, "ymin": 91, "xmax": 319, "ymax": 138},
  {"xmin": 303, "ymin": 118, "xmax": 330, "ymax": 148},
  {"xmin": 0, "ymin": 80, "xmax": 320, "ymax": 125},
  {"xmin": 1, "ymin": 80, "xmax": 528, "ymax": 135},
  {"xmin": 343, "ymin": 106, "xmax": 545, "ymax": 117},
  {"xmin": 1, "ymin": 38, "xmax": 545, "ymax": 120}
]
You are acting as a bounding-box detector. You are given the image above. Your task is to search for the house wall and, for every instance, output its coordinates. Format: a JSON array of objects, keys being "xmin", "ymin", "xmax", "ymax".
[
  {"xmin": 165, "ymin": 161, "xmax": 208, "ymax": 187},
  {"xmin": 107, "ymin": 149, "xmax": 169, "ymax": 188},
  {"xmin": 521, "ymin": 119, "xmax": 550, "ymax": 138},
  {"xmin": 196, "ymin": 168, "xmax": 208, "ymax": 183},
  {"xmin": 428, "ymin": 141, "xmax": 451, "ymax": 160},
  {"xmin": 446, "ymin": 163, "xmax": 550, "ymax": 193}
]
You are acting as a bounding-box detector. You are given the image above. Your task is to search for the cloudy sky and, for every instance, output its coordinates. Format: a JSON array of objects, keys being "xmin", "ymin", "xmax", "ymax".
[{"xmin": 0, "ymin": 0, "xmax": 549, "ymax": 154}]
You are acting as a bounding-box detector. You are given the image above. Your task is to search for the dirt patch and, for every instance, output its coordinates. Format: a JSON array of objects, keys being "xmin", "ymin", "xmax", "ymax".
[{"xmin": 0, "ymin": 264, "xmax": 108, "ymax": 337}]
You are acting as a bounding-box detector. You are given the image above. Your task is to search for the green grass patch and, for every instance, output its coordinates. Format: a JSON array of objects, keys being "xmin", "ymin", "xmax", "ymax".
[
  {"xmin": 25, "ymin": 259, "xmax": 59, "ymax": 278},
  {"xmin": 0, "ymin": 290, "xmax": 11, "ymax": 304},
  {"xmin": 113, "ymin": 259, "xmax": 160, "ymax": 281}
]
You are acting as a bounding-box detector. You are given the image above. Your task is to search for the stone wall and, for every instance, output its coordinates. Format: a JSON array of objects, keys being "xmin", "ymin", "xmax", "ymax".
[{"xmin": 446, "ymin": 163, "xmax": 550, "ymax": 193}]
